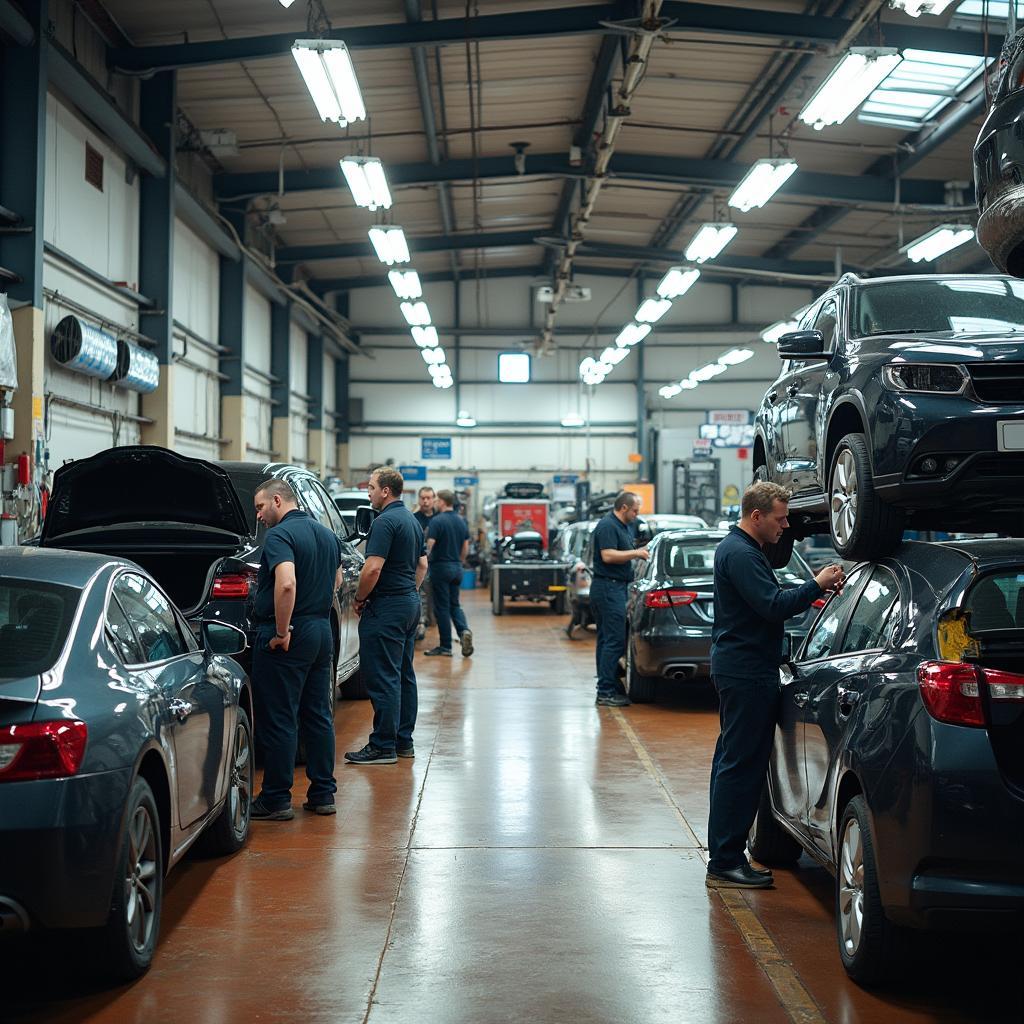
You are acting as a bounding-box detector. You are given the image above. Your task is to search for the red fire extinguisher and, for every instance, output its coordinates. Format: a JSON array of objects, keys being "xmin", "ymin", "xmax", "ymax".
[{"xmin": 16, "ymin": 453, "xmax": 31, "ymax": 487}]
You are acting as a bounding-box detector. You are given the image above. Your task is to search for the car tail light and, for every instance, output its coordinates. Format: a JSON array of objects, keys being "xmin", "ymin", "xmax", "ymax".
[
  {"xmin": 0, "ymin": 721, "xmax": 88, "ymax": 782},
  {"xmin": 917, "ymin": 662, "xmax": 985, "ymax": 727},
  {"xmin": 212, "ymin": 569, "xmax": 257, "ymax": 599},
  {"xmin": 645, "ymin": 589, "xmax": 698, "ymax": 609},
  {"xmin": 812, "ymin": 597, "xmax": 827, "ymax": 609},
  {"xmin": 983, "ymin": 667, "xmax": 1024, "ymax": 701}
]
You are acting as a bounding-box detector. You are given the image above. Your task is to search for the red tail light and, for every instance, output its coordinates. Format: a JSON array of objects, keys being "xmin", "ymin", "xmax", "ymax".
[
  {"xmin": 812, "ymin": 597, "xmax": 827, "ymax": 609},
  {"xmin": 645, "ymin": 589, "xmax": 698, "ymax": 609},
  {"xmin": 983, "ymin": 667, "xmax": 1024, "ymax": 701},
  {"xmin": 212, "ymin": 570, "xmax": 257, "ymax": 599},
  {"xmin": 917, "ymin": 662, "xmax": 984, "ymax": 727},
  {"xmin": 0, "ymin": 721, "xmax": 88, "ymax": 782}
]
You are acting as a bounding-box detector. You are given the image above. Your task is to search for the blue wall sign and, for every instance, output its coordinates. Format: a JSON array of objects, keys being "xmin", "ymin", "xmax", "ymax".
[
  {"xmin": 400, "ymin": 465, "xmax": 427, "ymax": 481},
  {"xmin": 421, "ymin": 436, "xmax": 453, "ymax": 460},
  {"xmin": 454, "ymin": 475, "xmax": 478, "ymax": 487},
  {"xmin": 553, "ymin": 474, "xmax": 579, "ymax": 484}
]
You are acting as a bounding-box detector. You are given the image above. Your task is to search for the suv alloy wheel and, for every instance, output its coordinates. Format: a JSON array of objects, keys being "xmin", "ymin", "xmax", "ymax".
[{"xmin": 828, "ymin": 434, "xmax": 904, "ymax": 561}]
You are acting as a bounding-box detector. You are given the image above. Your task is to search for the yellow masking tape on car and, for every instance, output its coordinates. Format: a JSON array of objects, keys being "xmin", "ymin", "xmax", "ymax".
[
  {"xmin": 937, "ymin": 610, "xmax": 980, "ymax": 663},
  {"xmin": 548, "ymin": 585, "xmax": 567, "ymax": 591}
]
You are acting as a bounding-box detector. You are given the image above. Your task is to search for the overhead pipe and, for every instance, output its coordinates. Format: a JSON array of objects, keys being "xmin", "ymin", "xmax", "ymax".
[{"xmin": 539, "ymin": 0, "xmax": 665, "ymax": 352}]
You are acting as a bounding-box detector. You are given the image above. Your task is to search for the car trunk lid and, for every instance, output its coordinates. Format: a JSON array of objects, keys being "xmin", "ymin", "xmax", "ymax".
[{"xmin": 0, "ymin": 677, "xmax": 42, "ymax": 728}]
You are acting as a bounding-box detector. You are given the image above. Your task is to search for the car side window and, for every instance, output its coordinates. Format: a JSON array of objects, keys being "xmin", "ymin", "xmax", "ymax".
[
  {"xmin": 113, "ymin": 573, "xmax": 189, "ymax": 664},
  {"xmin": 292, "ymin": 474, "xmax": 335, "ymax": 533},
  {"xmin": 312, "ymin": 479, "xmax": 347, "ymax": 535},
  {"xmin": 803, "ymin": 568, "xmax": 864, "ymax": 660},
  {"xmin": 836, "ymin": 567, "xmax": 898, "ymax": 654},
  {"xmin": 106, "ymin": 593, "xmax": 145, "ymax": 665}
]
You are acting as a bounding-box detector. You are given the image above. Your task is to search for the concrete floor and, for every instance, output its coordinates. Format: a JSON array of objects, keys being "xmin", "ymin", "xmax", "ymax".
[{"xmin": 8, "ymin": 590, "xmax": 1024, "ymax": 1023}]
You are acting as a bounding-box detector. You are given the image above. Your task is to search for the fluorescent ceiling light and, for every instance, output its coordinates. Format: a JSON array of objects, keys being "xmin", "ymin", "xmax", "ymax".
[
  {"xmin": 761, "ymin": 320, "xmax": 799, "ymax": 344},
  {"xmin": 656, "ymin": 266, "xmax": 701, "ymax": 299},
  {"xmin": 561, "ymin": 412, "xmax": 585, "ymax": 428},
  {"xmin": 433, "ymin": 376, "xmax": 454, "ymax": 389},
  {"xmin": 859, "ymin": 49, "xmax": 986, "ymax": 131},
  {"xmin": 400, "ymin": 301, "xmax": 431, "ymax": 326},
  {"xmin": 279, "ymin": 0, "xmax": 297, "ymax": 6},
  {"xmin": 635, "ymin": 297, "xmax": 673, "ymax": 323},
  {"xmin": 427, "ymin": 363, "xmax": 446, "ymax": 378},
  {"xmin": 456, "ymin": 411, "xmax": 477, "ymax": 427},
  {"xmin": 600, "ymin": 346, "xmax": 630, "ymax": 366},
  {"xmin": 690, "ymin": 362, "xmax": 728, "ymax": 382},
  {"xmin": 904, "ymin": 224, "xmax": 974, "ymax": 263},
  {"xmin": 498, "ymin": 352, "xmax": 531, "ymax": 383},
  {"xmin": 412, "ymin": 326, "xmax": 438, "ymax": 348},
  {"xmin": 615, "ymin": 323, "xmax": 652, "ymax": 348},
  {"xmin": 890, "ymin": 0, "xmax": 956, "ymax": 16},
  {"xmin": 719, "ymin": 348, "xmax": 754, "ymax": 366},
  {"xmin": 798, "ymin": 48, "xmax": 902, "ymax": 131},
  {"xmin": 729, "ymin": 159, "xmax": 798, "ymax": 213},
  {"xmin": 368, "ymin": 226, "xmax": 411, "ymax": 265},
  {"xmin": 389, "ymin": 270, "xmax": 422, "ymax": 300},
  {"xmin": 291, "ymin": 39, "xmax": 366, "ymax": 126},
  {"xmin": 684, "ymin": 223, "xmax": 738, "ymax": 264},
  {"xmin": 579, "ymin": 356, "xmax": 607, "ymax": 386},
  {"xmin": 340, "ymin": 156, "xmax": 392, "ymax": 211},
  {"xmin": 659, "ymin": 384, "xmax": 683, "ymax": 399},
  {"xmin": 422, "ymin": 346, "xmax": 446, "ymax": 365},
  {"xmin": 678, "ymin": 379, "xmax": 699, "ymax": 390}
]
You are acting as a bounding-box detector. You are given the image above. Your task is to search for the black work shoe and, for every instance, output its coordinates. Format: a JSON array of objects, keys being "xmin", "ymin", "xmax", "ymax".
[
  {"xmin": 344, "ymin": 743, "xmax": 398, "ymax": 765},
  {"xmin": 424, "ymin": 646, "xmax": 453, "ymax": 657},
  {"xmin": 415, "ymin": 625, "xmax": 426, "ymax": 640},
  {"xmin": 302, "ymin": 801, "xmax": 337, "ymax": 815},
  {"xmin": 595, "ymin": 693, "xmax": 632, "ymax": 707},
  {"xmin": 460, "ymin": 629, "xmax": 474, "ymax": 657},
  {"xmin": 705, "ymin": 863, "xmax": 774, "ymax": 889},
  {"xmin": 748, "ymin": 862, "xmax": 773, "ymax": 878},
  {"xmin": 250, "ymin": 798, "xmax": 294, "ymax": 821},
  {"xmin": 397, "ymin": 746, "xmax": 415, "ymax": 758}
]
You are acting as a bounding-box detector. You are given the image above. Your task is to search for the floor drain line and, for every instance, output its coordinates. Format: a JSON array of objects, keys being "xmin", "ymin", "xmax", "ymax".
[{"xmin": 610, "ymin": 708, "xmax": 826, "ymax": 1024}]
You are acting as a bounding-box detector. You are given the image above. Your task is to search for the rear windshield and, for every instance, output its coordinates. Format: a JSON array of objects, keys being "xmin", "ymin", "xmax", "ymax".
[
  {"xmin": 0, "ymin": 580, "xmax": 80, "ymax": 681},
  {"xmin": 659, "ymin": 539, "xmax": 807, "ymax": 583},
  {"xmin": 965, "ymin": 572, "xmax": 1024, "ymax": 631}
]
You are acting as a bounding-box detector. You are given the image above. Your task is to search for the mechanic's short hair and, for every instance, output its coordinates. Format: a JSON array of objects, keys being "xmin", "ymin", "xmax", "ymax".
[
  {"xmin": 372, "ymin": 467, "xmax": 404, "ymax": 497},
  {"xmin": 418, "ymin": 486, "xmax": 435, "ymax": 497},
  {"xmin": 742, "ymin": 481, "xmax": 791, "ymax": 518},
  {"xmin": 613, "ymin": 491, "xmax": 640, "ymax": 512},
  {"xmin": 436, "ymin": 489, "xmax": 455, "ymax": 508},
  {"xmin": 254, "ymin": 478, "xmax": 297, "ymax": 504}
]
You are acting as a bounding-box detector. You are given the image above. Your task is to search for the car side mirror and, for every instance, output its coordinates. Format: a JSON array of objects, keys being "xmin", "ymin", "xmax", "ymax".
[
  {"xmin": 635, "ymin": 519, "xmax": 651, "ymax": 542},
  {"xmin": 777, "ymin": 330, "xmax": 826, "ymax": 358},
  {"xmin": 202, "ymin": 620, "xmax": 247, "ymax": 657},
  {"xmin": 347, "ymin": 504, "xmax": 376, "ymax": 541}
]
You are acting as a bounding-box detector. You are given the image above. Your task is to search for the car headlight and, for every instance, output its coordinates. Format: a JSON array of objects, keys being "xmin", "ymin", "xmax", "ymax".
[{"xmin": 882, "ymin": 363, "xmax": 968, "ymax": 394}]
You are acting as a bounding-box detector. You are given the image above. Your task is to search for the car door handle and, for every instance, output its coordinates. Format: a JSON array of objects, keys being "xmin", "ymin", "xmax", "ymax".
[
  {"xmin": 767, "ymin": 390, "xmax": 779, "ymax": 403},
  {"xmin": 168, "ymin": 698, "xmax": 194, "ymax": 721},
  {"xmin": 786, "ymin": 383, "xmax": 800, "ymax": 397},
  {"xmin": 792, "ymin": 691, "xmax": 809, "ymax": 707}
]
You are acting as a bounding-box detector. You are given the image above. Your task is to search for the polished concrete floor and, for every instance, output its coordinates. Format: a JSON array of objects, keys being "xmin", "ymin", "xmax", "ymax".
[{"xmin": 8, "ymin": 590, "xmax": 1024, "ymax": 1023}]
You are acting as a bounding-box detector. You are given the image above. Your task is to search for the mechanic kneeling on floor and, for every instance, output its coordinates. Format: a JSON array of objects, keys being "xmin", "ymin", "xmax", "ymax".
[{"xmin": 706, "ymin": 481, "xmax": 844, "ymax": 889}]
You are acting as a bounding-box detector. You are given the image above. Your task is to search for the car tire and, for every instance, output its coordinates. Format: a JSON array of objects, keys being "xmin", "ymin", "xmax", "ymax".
[
  {"xmin": 835, "ymin": 795, "xmax": 904, "ymax": 987},
  {"xmin": 196, "ymin": 707, "xmax": 253, "ymax": 857},
  {"xmin": 747, "ymin": 780, "xmax": 802, "ymax": 867},
  {"xmin": 99, "ymin": 777, "xmax": 164, "ymax": 981},
  {"xmin": 828, "ymin": 433, "xmax": 904, "ymax": 561},
  {"xmin": 625, "ymin": 642, "xmax": 657, "ymax": 702},
  {"xmin": 753, "ymin": 464, "xmax": 796, "ymax": 568}
]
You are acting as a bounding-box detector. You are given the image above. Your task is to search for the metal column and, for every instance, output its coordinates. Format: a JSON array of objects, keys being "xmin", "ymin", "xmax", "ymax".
[
  {"xmin": 334, "ymin": 356, "xmax": 351, "ymax": 481},
  {"xmin": 307, "ymin": 332, "xmax": 326, "ymax": 474},
  {"xmin": 138, "ymin": 71, "xmax": 177, "ymax": 447},
  {"xmin": 219, "ymin": 210, "xmax": 247, "ymax": 460},
  {"xmin": 636, "ymin": 276, "xmax": 646, "ymax": 479},
  {"xmin": 270, "ymin": 300, "xmax": 292, "ymax": 463}
]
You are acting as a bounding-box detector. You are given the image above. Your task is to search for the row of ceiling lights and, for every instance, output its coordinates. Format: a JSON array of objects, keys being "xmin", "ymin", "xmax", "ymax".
[{"xmin": 287, "ymin": 36, "xmax": 454, "ymax": 390}]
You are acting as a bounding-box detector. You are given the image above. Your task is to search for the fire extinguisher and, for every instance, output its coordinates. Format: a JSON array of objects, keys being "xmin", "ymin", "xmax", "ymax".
[{"xmin": 16, "ymin": 453, "xmax": 30, "ymax": 487}]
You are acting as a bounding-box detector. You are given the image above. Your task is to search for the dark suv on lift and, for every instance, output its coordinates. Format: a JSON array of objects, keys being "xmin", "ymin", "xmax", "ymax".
[{"xmin": 754, "ymin": 274, "xmax": 1024, "ymax": 565}]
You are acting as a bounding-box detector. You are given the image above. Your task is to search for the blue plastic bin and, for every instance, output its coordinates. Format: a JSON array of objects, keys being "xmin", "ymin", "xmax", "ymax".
[{"xmin": 461, "ymin": 569, "xmax": 477, "ymax": 590}]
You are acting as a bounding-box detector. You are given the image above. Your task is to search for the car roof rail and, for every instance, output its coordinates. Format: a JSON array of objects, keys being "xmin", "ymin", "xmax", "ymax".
[{"xmin": 835, "ymin": 272, "xmax": 862, "ymax": 288}]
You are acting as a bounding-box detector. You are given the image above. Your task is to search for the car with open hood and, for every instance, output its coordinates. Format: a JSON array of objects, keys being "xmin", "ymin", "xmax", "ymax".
[
  {"xmin": 754, "ymin": 273, "xmax": 1024, "ymax": 565},
  {"xmin": 39, "ymin": 446, "xmax": 366, "ymax": 703}
]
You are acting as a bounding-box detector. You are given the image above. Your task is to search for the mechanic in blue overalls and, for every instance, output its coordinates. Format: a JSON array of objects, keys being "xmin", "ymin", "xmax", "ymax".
[{"xmin": 345, "ymin": 467, "xmax": 427, "ymax": 765}]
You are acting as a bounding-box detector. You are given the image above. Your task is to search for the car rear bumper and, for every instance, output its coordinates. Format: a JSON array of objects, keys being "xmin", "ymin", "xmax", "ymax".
[
  {"xmin": 634, "ymin": 631, "xmax": 712, "ymax": 680},
  {"xmin": 0, "ymin": 767, "xmax": 133, "ymax": 930},
  {"xmin": 906, "ymin": 872, "xmax": 1024, "ymax": 930}
]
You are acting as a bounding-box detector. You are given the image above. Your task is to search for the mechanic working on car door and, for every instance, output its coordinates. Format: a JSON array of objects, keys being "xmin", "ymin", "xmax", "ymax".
[
  {"xmin": 706, "ymin": 480, "xmax": 845, "ymax": 889},
  {"xmin": 423, "ymin": 489, "xmax": 474, "ymax": 658},
  {"xmin": 591, "ymin": 491, "xmax": 649, "ymax": 707},
  {"xmin": 250, "ymin": 478, "xmax": 342, "ymax": 820},
  {"xmin": 345, "ymin": 468, "xmax": 428, "ymax": 765}
]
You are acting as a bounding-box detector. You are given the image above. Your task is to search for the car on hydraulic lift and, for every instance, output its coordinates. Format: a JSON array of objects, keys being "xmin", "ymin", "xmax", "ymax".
[
  {"xmin": 749, "ymin": 540, "xmax": 1024, "ymax": 986},
  {"xmin": 753, "ymin": 273, "xmax": 1024, "ymax": 565}
]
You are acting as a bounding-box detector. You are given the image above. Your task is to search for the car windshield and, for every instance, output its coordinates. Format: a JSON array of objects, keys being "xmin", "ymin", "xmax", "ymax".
[
  {"xmin": 0, "ymin": 580, "xmax": 80, "ymax": 681},
  {"xmin": 964, "ymin": 571, "xmax": 1024, "ymax": 631},
  {"xmin": 659, "ymin": 538, "xmax": 808, "ymax": 582},
  {"xmin": 852, "ymin": 279, "xmax": 1024, "ymax": 337}
]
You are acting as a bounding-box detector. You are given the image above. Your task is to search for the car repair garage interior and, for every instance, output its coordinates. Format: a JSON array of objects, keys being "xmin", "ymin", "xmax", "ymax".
[{"xmin": 2, "ymin": 0, "xmax": 1024, "ymax": 1021}]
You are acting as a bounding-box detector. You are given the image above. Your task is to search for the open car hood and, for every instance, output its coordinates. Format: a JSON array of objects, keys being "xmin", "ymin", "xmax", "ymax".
[{"xmin": 41, "ymin": 445, "xmax": 251, "ymax": 542}]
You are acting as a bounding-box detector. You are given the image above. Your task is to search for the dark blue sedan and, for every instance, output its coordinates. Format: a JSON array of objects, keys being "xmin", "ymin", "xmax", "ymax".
[
  {"xmin": 0, "ymin": 547, "xmax": 253, "ymax": 979},
  {"xmin": 750, "ymin": 540, "xmax": 1024, "ymax": 985}
]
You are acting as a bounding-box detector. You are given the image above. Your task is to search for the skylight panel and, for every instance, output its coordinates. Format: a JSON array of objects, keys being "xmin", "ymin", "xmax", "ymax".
[
  {"xmin": 954, "ymin": 0, "xmax": 1023, "ymax": 19},
  {"xmin": 858, "ymin": 48, "xmax": 987, "ymax": 130}
]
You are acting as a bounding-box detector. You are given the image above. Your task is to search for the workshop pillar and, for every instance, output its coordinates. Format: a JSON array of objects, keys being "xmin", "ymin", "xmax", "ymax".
[
  {"xmin": 334, "ymin": 355, "xmax": 350, "ymax": 482},
  {"xmin": 218, "ymin": 253, "xmax": 247, "ymax": 460},
  {"xmin": 270, "ymin": 300, "xmax": 292, "ymax": 463},
  {"xmin": 306, "ymin": 332, "xmax": 327, "ymax": 476}
]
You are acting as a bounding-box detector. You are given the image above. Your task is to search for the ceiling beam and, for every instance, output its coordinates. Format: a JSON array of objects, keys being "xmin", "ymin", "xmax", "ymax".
[
  {"xmin": 0, "ymin": 0, "xmax": 34, "ymax": 46},
  {"xmin": 108, "ymin": 3, "xmax": 1001, "ymax": 72},
  {"xmin": 218, "ymin": 152, "xmax": 953, "ymax": 206},
  {"xmin": 353, "ymin": 323, "xmax": 765, "ymax": 337}
]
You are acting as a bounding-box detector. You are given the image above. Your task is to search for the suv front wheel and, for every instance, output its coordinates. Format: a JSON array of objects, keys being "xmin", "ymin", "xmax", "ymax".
[{"xmin": 828, "ymin": 433, "xmax": 904, "ymax": 561}]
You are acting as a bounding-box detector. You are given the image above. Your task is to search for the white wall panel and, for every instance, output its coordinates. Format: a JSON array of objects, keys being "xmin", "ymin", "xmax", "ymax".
[
  {"xmin": 173, "ymin": 219, "xmax": 219, "ymax": 342},
  {"xmin": 244, "ymin": 285, "xmax": 272, "ymax": 373}
]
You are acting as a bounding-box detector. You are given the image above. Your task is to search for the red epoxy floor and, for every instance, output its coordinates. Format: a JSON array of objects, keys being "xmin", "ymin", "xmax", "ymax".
[{"xmin": 6, "ymin": 590, "xmax": 1023, "ymax": 1023}]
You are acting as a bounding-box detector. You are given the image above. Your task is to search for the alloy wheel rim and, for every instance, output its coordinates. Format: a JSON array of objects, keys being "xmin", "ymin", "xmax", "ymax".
[
  {"xmin": 838, "ymin": 818, "xmax": 865, "ymax": 957},
  {"xmin": 124, "ymin": 805, "xmax": 158, "ymax": 954},
  {"xmin": 830, "ymin": 449, "xmax": 859, "ymax": 547},
  {"xmin": 229, "ymin": 721, "xmax": 252, "ymax": 837}
]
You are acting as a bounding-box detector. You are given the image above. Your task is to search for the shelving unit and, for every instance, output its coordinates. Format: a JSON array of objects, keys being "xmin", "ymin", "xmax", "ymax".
[{"xmin": 672, "ymin": 458, "xmax": 721, "ymax": 522}]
